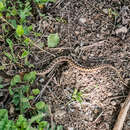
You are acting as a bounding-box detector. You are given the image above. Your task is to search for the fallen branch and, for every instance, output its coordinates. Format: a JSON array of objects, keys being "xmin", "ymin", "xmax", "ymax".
[{"xmin": 113, "ymin": 91, "xmax": 130, "ymax": 130}]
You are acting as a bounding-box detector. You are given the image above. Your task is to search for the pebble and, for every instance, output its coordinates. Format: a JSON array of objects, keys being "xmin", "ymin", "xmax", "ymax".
[
  {"xmin": 79, "ymin": 17, "xmax": 86, "ymax": 24},
  {"xmin": 127, "ymin": 120, "xmax": 130, "ymax": 126},
  {"xmin": 68, "ymin": 127, "xmax": 74, "ymax": 130},
  {"xmin": 115, "ymin": 26, "xmax": 128, "ymax": 35},
  {"xmin": 103, "ymin": 9, "xmax": 108, "ymax": 14},
  {"xmin": 111, "ymin": 101, "xmax": 116, "ymax": 106}
]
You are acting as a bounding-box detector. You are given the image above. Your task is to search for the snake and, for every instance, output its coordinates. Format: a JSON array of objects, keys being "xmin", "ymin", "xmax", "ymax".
[{"xmin": 5, "ymin": 56, "xmax": 127, "ymax": 86}]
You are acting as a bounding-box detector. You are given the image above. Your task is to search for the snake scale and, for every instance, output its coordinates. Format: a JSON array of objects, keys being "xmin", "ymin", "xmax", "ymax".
[{"xmin": 5, "ymin": 56, "xmax": 127, "ymax": 86}]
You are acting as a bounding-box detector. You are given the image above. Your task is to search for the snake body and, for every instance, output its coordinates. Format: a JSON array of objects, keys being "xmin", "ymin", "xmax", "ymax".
[{"xmin": 5, "ymin": 56, "xmax": 127, "ymax": 86}]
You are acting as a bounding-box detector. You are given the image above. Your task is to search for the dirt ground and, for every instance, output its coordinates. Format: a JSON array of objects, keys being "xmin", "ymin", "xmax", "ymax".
[{"xmin": 0, "ymin": 0, "xmax": 130, "ymax": 130}]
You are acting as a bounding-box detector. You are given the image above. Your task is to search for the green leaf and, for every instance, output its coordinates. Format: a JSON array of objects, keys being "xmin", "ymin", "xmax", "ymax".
[
  {"xmin": 35, "ymin": 101, "xmax": 46, "ymax": 110},
  {"xmin": 16, "ymin": 25, "xmax": 24, "ymax": 37},
  {"xmin": 5, "ymin": 120, "xmax": 14, "ymax": 129},
  {"xmin": 11, "ymin": 8, "xmax": 17, "ymax": 16},
  {"xmin": 49, "ymin": 0, "xmax": 56, "ymax": 2},
  {"xmin": 24, "ymin": 37, "xmax": 31, "ymax": 46},
  {"xmin": 6, "ymin": 39, "xmax": 13, "ymax": 52},
  {"xmin": 9, "ymin": 19, "xmax": 17, "ymax": 29},
  {"xmin": 0, "ymin": 66, "xmax": 5, "ymax": 70},
  {"xmin": 21, "ymin": 97, "xmax": 31, "ymax": 110},
  {"xmin": 23, "ymin": 71, "xmax": 36, "ymax": 84},
  {"xmin": 6, "ymin": 39, "xmax": 17, "ymax": 63},
  {"xmin": 21, "ymin": 97, "xmax": 28, "ymax": 103},
  {"xmin": 32, "ymin": 89, "xmax": 40, "ymax": 95},
  {"xmin": 21, "ymin": 50, "xmax": 29, "ymax": 58},
  {"xmin": 0, "ymin": 109, "xmax": 8, "ymax": 120},
  {"xmin": 47, "ymin": 33, "xmax": 60, "ymax": 48},
  {"xmin": 34, "ymin": 0, "xmax": 48, "ymax": 3},
  {"xmin": 38, "ymin": 121, "xmax": 49, "ymax": 129},
  {"xmin": 11, "ymin": 75, "xmax": 21, "ymax": 86},
  {"xmin": 72, "ymin": 89, "xmax": 83, "ymax": 103},
  {"xmin": 4, "ymin": 52, "xmax": 13, "ymax": 61},
  {"xmin": 28, "ymin": 96, "xmax": 34, "ymax": 100},
  {"xmin": 27, "ymin": 113, "xmax": 44, "ymax": 130},
  {"xmin": 0, "ymin": 13, "xmax": 2, "ymax": 17},
  {"xmin": 19, "ymin": 2, "xmax": 32, "ymax": 23},
  {"xmin": 16, "ymin": 115, "xmax": 28, "ymax": 128},
  {"xmin": 6, "ymin": 12, "xmax": 11, "ymax": 19},
  {"xmin": 0, "ymin": 77, "xmax": 3, "ymax": 83},
  {"xmin": 57, "ymin": 125, "xmax": 63, "ymax": 130},
  {"xmin": 12, "ymin": 93, "xmax": 20, "ymax": 105},
  {"xmin": 21, "ymin": 85, "xmax": 29, "ymax": 93},
  {"xmin": 9, "ymin": 86, "xmax": 14, "ymax": 95},
  {"xmin": 0, "ymin": 85, "xmax": 3, "ymax": 89},
  {"xmin": 0, "ymin": 2, "xmax": 4, "ymax": 12}
]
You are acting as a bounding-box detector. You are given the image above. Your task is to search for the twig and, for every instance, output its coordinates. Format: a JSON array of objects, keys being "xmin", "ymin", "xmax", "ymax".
[
  {"xmin": 33, "ymin": 74, "xmax": 55, "ymax": 103},
  {"xmin": 113, "ymin": 91, "xmax": 130, "ymax": 130}
]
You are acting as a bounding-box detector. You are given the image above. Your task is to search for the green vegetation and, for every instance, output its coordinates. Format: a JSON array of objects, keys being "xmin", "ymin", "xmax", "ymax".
[
  {"xmin": 47, "ymin": 33, "xmax": 60, "ymax": 48},
  {"xmin": 0, "ymin": 108, "xmax": 63, "ymax": 130},
  {"xmin": 0, "ymin": 0, "xmax": 62, "ymax": 129},
  {"xmin": 72, "ymin": 88, "xmax": 83, "ymax": 103},
  {"xmin": 0, "ymin": 0, "xmax": 60, "ymax": 65}
]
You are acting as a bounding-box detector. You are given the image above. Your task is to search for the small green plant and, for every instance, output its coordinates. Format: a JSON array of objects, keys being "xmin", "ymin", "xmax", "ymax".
[
  {"xmin": 34, "ymin": 0, "xmax": 56, "ymax": 4},
  {"xmin": 32, "ymin": 88, "xmax": 40, "ymax": 96},
  {"xmin": 72, "ymin": 89, "xmax": 83, "ymax": 103},
  {"xmin": 11, "ymin": 85, "xmax": 31, "ymax": 114},
  {"xmin": 56, "ymin": 17, "xmax": 67, "ymax": 23},
  {"xmin": 35, "ymin": 101, "xmax": 48, "ymax": 112},
  {"xmin": 16, "ymin": 25, "xmax": 24, "ymax": 37},
  {"xmin": 0, "ymin": 109, "xmax": 45, "ymax": 130},
  {"xmin": 0, "ymin": 106, "xmax": 63, "ymax": 130},
  {"xmin": 4, "ymin": 38, "xmax": 17, "ymax": 63},
  {"xmin": 65, "ymin": 89, "xmax": 83, "ymax": 107},
  {"xmin": 21, "ymin": 49, "xmax": 30, "ymax": 59},
  {"xmin": 23, "ymin": 71, "xmax": 36, "ymax": 84},
  {"xmin": 108, "ymin": 8, "xmax": 118, "ymax": 19},
  {"xmin": 9, "ymin": 72, "xmax": 36, "ymax": 114},
  {"xmin": 47, "ymin": 33, "xmax": 60, "ymax": 48},
  {"xmin": 10, "ymin": 75, "xmax": 21, "ymax": 87}
]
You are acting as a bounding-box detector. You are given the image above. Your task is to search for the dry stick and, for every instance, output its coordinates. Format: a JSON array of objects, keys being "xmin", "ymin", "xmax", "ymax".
[
  {"xmin": 67, "ymin": 2, "xmax": 72, "ymax": 48},
  {"xmin": 0, "ymin": 16, "xmax": 55, "ymax": 57},
  {"xmin": 33, "ymin": 74, "xmax": 55, "ymax": 103},
  {"xmin": 113, "ymin": 91, "xmax": 130, "ymax": 130},
  {"xmin": 50, "ymin": 0, "xmax": 64, "ymax": 11}
]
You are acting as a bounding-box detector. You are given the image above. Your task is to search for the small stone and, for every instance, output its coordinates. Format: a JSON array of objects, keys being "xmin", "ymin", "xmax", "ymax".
[
  {"xmin": 75, "ymin": 31, "xmax": 80, "ymax": 35},
  {"xmin": 79, "ymin": 18, "xmax": 86, "ymax": 24},
  {"xmin": 80, "ymin": 42, "xmax": 85, "ymax": 47},
  {"xmin": 115, "ymin": 26, "xmax": 128, "ymax": 39},
  {"xmin": 115, "ymin": 26, "xmax": 128, "ymax": 35},
  {"xmin": 127, "ymin": 120, "xmax": 130, "ymax": 126},
  {"xmin": 39, "ymin": 78, "xmax": 45, "ymax": 83},
  {"xmin": 108, "ymin": 92, "xmax": 113, "ymax": 96},
  {"xmin": 68, "ymin": 127, "xmax": 74, "ymax": 130},
  {"xmin": 111, "ymin": 101, "xmax": 116, "ymax": 106},
  {"xmin": 103, "ymin": 9, "xmax": 108, "ymax": 14}
]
